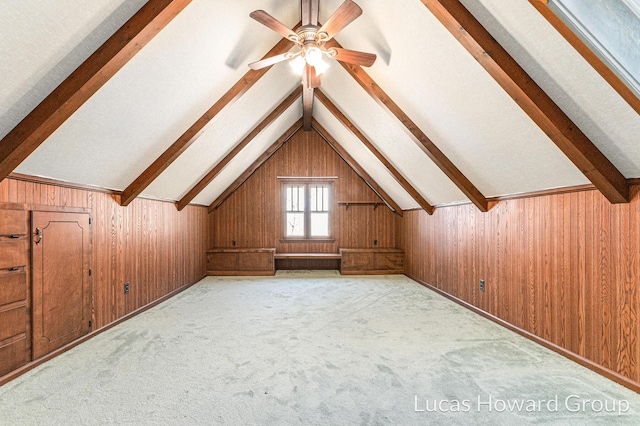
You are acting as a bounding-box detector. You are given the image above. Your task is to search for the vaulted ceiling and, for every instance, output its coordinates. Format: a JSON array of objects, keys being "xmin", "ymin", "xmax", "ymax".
[{"xmin": 1, "ymin": 0, "xmax": 639, "ymax": 213}]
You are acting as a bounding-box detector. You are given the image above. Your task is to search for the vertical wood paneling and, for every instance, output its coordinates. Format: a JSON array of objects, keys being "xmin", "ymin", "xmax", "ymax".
[
  {"xmin": 400, "ymin": 185, "xmax": 640, "ymax": 388},
  {"xmin": 560, "ymin": 193, "xmax": 571, "ymax": 350},
  {"xmin": 0, "ymin": 177, "xmax": 208, "ymax": 331},
  {"xmin": 610, "ymin": 201, "xmax": 622, "ymax": 372},
  {"xmin": 208, "ymin": 128, "xmax": 397, "ymax": 252}
]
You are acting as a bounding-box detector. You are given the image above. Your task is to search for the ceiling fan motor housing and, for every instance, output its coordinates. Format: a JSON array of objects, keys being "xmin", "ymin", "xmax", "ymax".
[{"xmin": 297, "ymin": 25, "xmax": 327, "ymax": 46}]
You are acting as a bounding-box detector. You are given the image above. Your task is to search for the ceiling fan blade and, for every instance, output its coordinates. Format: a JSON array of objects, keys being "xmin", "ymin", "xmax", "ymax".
[
  {"xmin": 318, "ymin": 0, "xmax": 362, "ymax": 41},
  {"xmin": 301, "ymin": 0, "xmax": 319, "ymax": 26},
  {"xmin": 250, "ymin": 10, "xmax": 298, "ymax": 41},
  {"xmin": 305, "ymin": 64, "xmax": 321, "ymax": 88},
  {"xmin": 248, "ymin": 53, "xmax": 292, "ymax": 70},
  {"xmin": 330, "ymin": 47, "xmax": 376, "ymax": 67}
]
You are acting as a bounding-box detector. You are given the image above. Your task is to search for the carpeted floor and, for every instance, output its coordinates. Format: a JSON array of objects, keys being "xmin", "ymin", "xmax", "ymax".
[{"xmin": 1, "ymin": 271, "xmax": 639, "ymax": 425}]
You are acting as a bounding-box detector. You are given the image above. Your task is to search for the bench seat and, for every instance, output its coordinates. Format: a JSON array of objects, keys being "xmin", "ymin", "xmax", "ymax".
[{"xmin": 274, "ymin": 252, "xmax": 341, "ymax": 260}]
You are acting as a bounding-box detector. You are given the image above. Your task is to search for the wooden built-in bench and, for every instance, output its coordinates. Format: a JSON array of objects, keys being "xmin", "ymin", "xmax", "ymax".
[
  {"xmin": 340, "ymin": 248, "xmax": 404, "ymax": 275},
  {"xmin": 206, "ymin": 248, "xmax": 275, "ymax": 276},
  {"xmin": 274, "ymin": 252, "xmax": 341, "ymax": 271},
  {"xmin": 206, "ymin": 247, "xmax": 404, "ymax": 275},
  {"xmin": 274, "ymin": 252, "xmax": 341, "ymax": 260}
]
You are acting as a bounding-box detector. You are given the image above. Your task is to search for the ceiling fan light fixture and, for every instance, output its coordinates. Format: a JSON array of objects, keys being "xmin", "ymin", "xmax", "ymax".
[
  {"xmin": 289, "ymin": 55, "xmax": 306, "ymax": 75},
  {"xmin": 313, "ymin": 56, "xmax": 329, "ymax": 75},
  {"xmin": 304, "ymin": 46, "xmax": 329, "ymax": 75},
  {"xmin": 304, "ymin": 47, "xmax": 323, "ymax": 67}
]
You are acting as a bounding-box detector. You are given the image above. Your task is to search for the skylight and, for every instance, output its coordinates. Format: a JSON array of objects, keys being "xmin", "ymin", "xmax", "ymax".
[{"xmin": 548, "ymin": 0, "xmax": 640, "ymax": 97}]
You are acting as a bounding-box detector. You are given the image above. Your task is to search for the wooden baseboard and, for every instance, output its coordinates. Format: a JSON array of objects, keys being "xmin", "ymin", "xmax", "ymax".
[
  {"xmin": 0, "ymin": 275, "xmax": 205, "ymax": 387},
  {"xmin": 206, "ymin": 271, "xmax": 274, "ymax": 276},
  {"xmin": 407, "ymin": 274, "xmax": 640, "ymax": 394},
  {"xmin": 341, "ymin": 270, "xmax": 404, "ymax": 275}
]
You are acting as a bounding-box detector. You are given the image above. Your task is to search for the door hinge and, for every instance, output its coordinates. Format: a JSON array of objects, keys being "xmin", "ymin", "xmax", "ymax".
[
  {"xmin": 89, "ymin": 216, "xmax": 92, "ymax": 225},
  {"xmin": 89, "ymin": 320, "xmax": 92, "ymax": 328},
  {"xmin": 88, "ymin": 268, "xmax": 92, "ymax": 276}
]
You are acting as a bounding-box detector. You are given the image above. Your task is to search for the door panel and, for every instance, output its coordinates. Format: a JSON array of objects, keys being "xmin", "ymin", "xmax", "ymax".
[
  {"xmin": 0, "ymin": 240, "xmax": 27, "ymax": 270},
  {"xmin": 0, "ymin": 307, "xmax": 26, "ymax": 341},
  {"xmin": 208, "ymin": 252, "xmax": 238, "ymax": 271},
  {"xmin": 0, "ymin": 270, "xmax": 27, "ymax": 306},
  {"xmin": 374, "ymin": 252, "xmax": 404, "ymax": 271},
  {"xmin": 32, "ymin": 211, "xmax": 91, "ymax": 359},
  {"xmin": 0, "ymin": 209, "xmax": 26, "ymax": 235},
  {"xmin": 342, "ymin": 251, "xmax": 374, "ymax": 270},
  {"xmin": 239, "ymin": 252, "xmax": 272, "ymax": 271}
]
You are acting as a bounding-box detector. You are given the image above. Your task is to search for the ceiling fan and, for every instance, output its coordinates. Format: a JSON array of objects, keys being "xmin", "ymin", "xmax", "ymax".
[
  {"xmin": 248, "ymin": 0, "xmax": 376, "ymax": 86},
  {"xmin": 248, "ymin": 0, "xmax": 376, "ymax": 130}
]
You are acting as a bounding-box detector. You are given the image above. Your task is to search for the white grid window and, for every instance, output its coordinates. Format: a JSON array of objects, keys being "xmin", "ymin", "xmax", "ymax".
[{"xmin": 284, "ymin": 183, "xmax": 332, "ymax": 239}]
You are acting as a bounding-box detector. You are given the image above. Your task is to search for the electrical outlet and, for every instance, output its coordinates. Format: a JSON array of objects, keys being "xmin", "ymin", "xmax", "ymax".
[
  {"xmin": 124, "ymin": 282, "xmax": 130, "ymax": 294},
  {"xmin": 479, "ymin": 279, "xmax": 485, "ymax": 292}
]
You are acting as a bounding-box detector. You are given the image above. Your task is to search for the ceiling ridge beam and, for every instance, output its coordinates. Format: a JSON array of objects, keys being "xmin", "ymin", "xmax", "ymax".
[
  {"xmin": 420, "ymin": 0, "xmax": 629, "ymax": 204},
  {"xmin": 176, "ymin": 85, "xmax": 302, "ymax": 210},
  {"xmin": 208, "ymin": 119, "xmax": 303, "ymax": 212},
  {"xmin": 312, "ymin": 119, "xmax": 403, "ymax": 216},
  {"xmin": 303, "ymin": 85, "xmax": 314, "ymax": 131},
  {"xmin": 324, "ymin": 39, "xmax": 489, "ymax": 212},
  {"xmin": 315, "ymin": 90, "xmax": 435, "ymax": 215},
  {"xmin": 120, "ymin": 29, "xmax": 301, "ymax": 206},
  {"xmin": 529, "ymin": 0, "xmax": 640, "ymax": 116},
  {"xmin": 302, "ymin": 68, "xmax": 315, "ymax": 130},
  {"xmin": 0, "ymin": 0, "xmax": 193, "ymax": 183}
]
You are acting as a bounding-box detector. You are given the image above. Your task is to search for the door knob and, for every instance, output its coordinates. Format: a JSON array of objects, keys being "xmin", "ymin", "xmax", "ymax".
[{"xmin": 34, "ymin": 228, "xmax": 42, "ymax": 245}]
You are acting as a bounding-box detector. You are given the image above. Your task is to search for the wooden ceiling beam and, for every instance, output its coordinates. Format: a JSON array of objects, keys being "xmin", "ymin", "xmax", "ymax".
[
  {"xmin": 312, "ymin": 120, "xmax": 403, "ymax": 216},
  {"xmin": 324, "ymin": 39, "xmax": 489, "ymax": 212},
  {"xmin": 120, "ymin": 32, "xmax": 299, "ymax": 206},
  {"xmin": 529, "ymin": 0, "xmax": 640, "ymax": 116},
  {"xmin": 420, "ymin": 0, "xmax": 629, "ymax": 204},
  {"xmin": 177, "ymin": 86, "xmax": 302, "ymax": 210},
  {"xmin": 302, "ymin": 66, "xmax": 315, "ymax": 131},
  {"xmin": 315, "ymin": 90, "xmax": 435, "ymax": 215},
  {"xmin": 302, "ymin": 86, "xmax": 314, "ymax": 131},
  {"xmin": 208, "ymin": 119, "xmax": 303, "ymax": 212},
  {"xmin": 0, "ymin": 0, "xmax": 192, "ymax": 183}
]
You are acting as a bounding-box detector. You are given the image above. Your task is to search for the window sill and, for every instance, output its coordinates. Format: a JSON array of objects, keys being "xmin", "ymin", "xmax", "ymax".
[{"xmin": 279, "ymin": 239, "xmax": 335, "ymax": 243}]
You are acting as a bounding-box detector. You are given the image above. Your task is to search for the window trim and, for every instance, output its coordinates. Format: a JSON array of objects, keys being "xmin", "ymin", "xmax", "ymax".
[{"xmin": 281, "ymin": 180, "xmax": 334, "ymax": 242}]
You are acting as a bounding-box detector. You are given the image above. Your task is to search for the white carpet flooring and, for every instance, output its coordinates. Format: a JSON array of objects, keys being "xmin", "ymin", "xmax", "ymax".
[{"xmin": 1, "ymin": 271, "xmax": 639, "ymax": 425}]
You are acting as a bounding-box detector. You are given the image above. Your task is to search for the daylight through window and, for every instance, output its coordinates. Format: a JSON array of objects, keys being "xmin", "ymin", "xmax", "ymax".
[{"xmin": 284, "ymin": 183, "xmax": 332, "ymax": 239}]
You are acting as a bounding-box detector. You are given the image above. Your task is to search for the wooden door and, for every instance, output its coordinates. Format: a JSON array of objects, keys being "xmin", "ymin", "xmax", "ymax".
[{"xmin": 31, "ymin": 211, "xmax": 91, "ymax": 359}]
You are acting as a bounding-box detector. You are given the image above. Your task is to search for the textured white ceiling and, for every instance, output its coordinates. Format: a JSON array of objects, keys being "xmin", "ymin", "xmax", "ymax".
[
  {"xmin": 328, "ymin": 0, "xmax": 589, "ymax": 199},
  {"xmin": 319, "ymin": 64, "xmax": 467, "ymax": 206},
  {"xmin": 14, "ymin": 0, "xmax": 299, "ymax": 191},
  {"xmin": 313, "ymin": 100, "xmax": 419, "ymax": 210},
  {"xmin": 463, "ymin": 0, "xmax": 640, "ymax": 178},
  {"xmin": 191, "ymin": 101, "xmax": 302, "ymax": 206},
  {"xmin": 3, "ymin": 0, "xmax": 639, "ymax": 209},
  {"xmin": 144, "ymin": 67, "xmax": 299, "ymax": 201},
  {"xmin": 0, "ymin": 0, "xmax": 147, "ymax": 139}
]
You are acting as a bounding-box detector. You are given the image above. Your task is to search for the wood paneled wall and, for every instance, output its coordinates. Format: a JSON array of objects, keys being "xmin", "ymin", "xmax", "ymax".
[
  {"xmin": 0, "ymin": 176, "xmax": 208, "ymax": 330},
  {"xmin": 209, "ymin": 129, "xmax": 398, "ymax": 252},
  {"xmin": 399, "ymin": 185, "xmax": 640, "ymax": 389}
]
